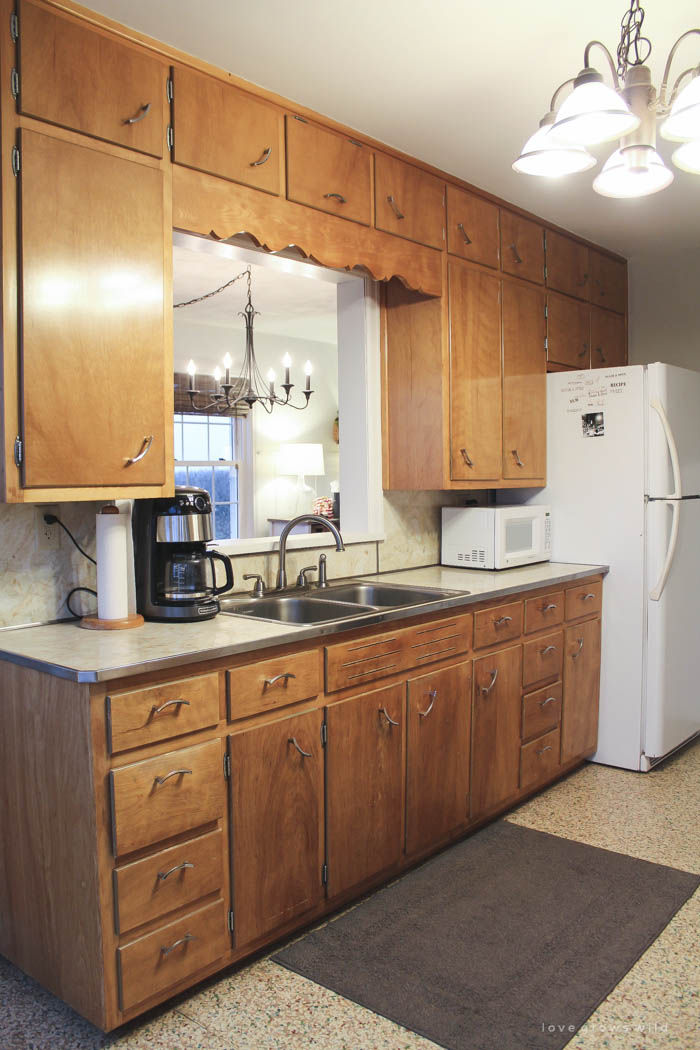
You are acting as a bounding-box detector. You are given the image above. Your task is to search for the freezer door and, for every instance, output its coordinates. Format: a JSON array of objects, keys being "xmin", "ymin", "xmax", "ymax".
[
  {"xmin": 645, "ymin": 497, "xmax": 700, "ymax": 761},
  {"xmin": 647, "ymin": 362, "xmax": 700, "ymax": 498}
]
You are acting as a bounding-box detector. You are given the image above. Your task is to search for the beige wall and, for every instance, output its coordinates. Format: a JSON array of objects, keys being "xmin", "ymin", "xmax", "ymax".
[{"xmin": 628, "ymin": 248, "xmax": 700, "ymax": 370}]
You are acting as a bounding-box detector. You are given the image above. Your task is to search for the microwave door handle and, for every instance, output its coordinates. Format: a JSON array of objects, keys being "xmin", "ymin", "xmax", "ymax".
[
  {"xmin": 650, "ymin": 398, "xmax": 682, "ymax": 499},
  {"xmin": 649, "ymin": 500, "xmax": 680, "ymax": 602}
]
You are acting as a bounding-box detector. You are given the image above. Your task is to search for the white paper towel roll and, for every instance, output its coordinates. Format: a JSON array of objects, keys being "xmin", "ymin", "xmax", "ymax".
[
  {"xmin": 115, "ymin": 499, "xmax": 138, "ymax": 616},
  {"xmin": 96, "ymin": 508, "xmax": 130, "ymax": 621}
]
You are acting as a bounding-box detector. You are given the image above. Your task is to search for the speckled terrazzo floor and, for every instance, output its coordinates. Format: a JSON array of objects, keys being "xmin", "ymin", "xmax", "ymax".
[{"xmin": 2, "ymin": 738, "xmax": 699, "ymax": 1050}]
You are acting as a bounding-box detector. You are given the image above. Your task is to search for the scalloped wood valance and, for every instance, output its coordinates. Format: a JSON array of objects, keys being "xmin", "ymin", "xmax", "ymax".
[{"xmin": 172, "ymin": 166, "xmax": 443, "ymax": 298}]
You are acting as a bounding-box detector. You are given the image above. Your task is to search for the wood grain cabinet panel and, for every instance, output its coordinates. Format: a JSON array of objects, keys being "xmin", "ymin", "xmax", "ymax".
[
  {"xmin": 520, "ymin": 727, "xmax": 561, "ymax": 791},
  {"xmin": 18, "ymin": 129, "xmax": 167, "ymax": 489},
  {"xmin": 474, "ymin": 601, "xmax": 523, "ymax": 648},
  {"xmin": 524, "ymin": 591, "xmax": 564, "ymax": 634},
  {"xmin": 471, "ymin": 644, "xmax": 523, "ymax": 817},
  {"xmin": 325, "ymin": 627, "xmax": 406, "ymax": 693},
  {"xmin": 107, "ymin": 673, "xmax": 220, "ymax": 754},
  {"xmin": 406, "ymin": 662, "xmax": 471, "ymax": 856},
  {"xmin": 521, "ymin": 682, "xmax": 562, "ymax": 741},
  {"xmin": 227, "ymin": 649, "xmax": 321, "ymax": 720},
  {"xmin": 374, "ymin": 152, "xmax": 445, "ymax": 249},
  {"xmin": 500, "ymin": 211, "xmax": 544, "ymax": 284},
  {"xmin": 590, "ymin": 306, "xmax": 627, "ymax": 369},
  {"xmin": 522, "ymin": 630, "xmax": 563, "ymax": 688},
  {"xmin": 589, "ymin": 249, "xmax": 627, "ymax": 314},
  {"xmin": 565, "ymin": 580, "xmax": 602, "ymax": 620},
  {"xmin": 562, "ymin": 619, "xmax": 601, "ymax": 762},
  {"xmin": 18, "ymin": 0, "xmax": 165, "ymax": 158},
  {"xmin": 547, "ymin": 294, "xmax": 591, "ymax": 369},
  {"xmin": 545, "ymin": 231, "xmax": 590, "ymax": 299},
  {"xmin": 326, "ymin": 683, "xmax": 405, "ymax": 896},
  {"xmin": 286, "ymin": 117, "xmax": 371, "ymax": 225},
  {"xmin": 172, "ymin": 65, "xmax": 283, "ymax": 195},
  {"xmin": 229, "ymin": 709, "xmax": 324, "ymax": 947},
  {"xmin": 446, "ymin": 185, "xmax": 499, "ymax": 268},
  {"xmin": 448, "ymin": 262, "xmax": 502, "ymax": 481},
  {"xmin": 502, "ymin": 280, "xmax": 546, "ymax": 481}
]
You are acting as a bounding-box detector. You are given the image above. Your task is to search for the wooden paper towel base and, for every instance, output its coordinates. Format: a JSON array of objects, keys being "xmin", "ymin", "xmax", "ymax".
[{"xmin": 80, "ymin": 613, "xmax": 145, "ymax": 631}]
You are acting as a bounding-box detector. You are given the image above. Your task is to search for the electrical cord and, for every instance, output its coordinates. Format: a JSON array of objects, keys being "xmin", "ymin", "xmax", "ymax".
[
  {"xmin": 66, "ymin": 587, "xmax": 97, "ymax": 619},
  {"xmin": 43, "ymin": 513, "xmax": 96, "ymax": 565}
]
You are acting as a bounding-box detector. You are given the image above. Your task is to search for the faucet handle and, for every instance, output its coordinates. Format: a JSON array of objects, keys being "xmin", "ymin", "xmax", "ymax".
[
  {"xmin": 296, "ymin": 565, "xmax": 317, "ymax": 588},
  {"xmin": 243, "ymin": 573, "xmax": 265, "ymax": 598}
]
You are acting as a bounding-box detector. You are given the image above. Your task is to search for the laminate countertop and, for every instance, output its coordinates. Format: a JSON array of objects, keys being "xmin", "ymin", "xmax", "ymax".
[{"xmin": 0, "ymin": 562, "xmax": 607, "ymax": 683}]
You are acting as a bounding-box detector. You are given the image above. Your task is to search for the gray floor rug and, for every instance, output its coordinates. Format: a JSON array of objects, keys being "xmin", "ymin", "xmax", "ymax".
[{"xmin": 274, "ymin": 821, "xmax": 700, "ymax": 1050}]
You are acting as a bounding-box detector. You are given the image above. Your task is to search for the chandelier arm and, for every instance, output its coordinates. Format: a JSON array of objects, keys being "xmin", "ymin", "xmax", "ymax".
[
  {"xmin": 549, "ymin": 77, "xmax": 577, "ymax": 114},
  {"xmin": 583, "ymin": 40, "xmax": 621, "ymax": 88},
  {"xmin": 659, "ymin": 29, "xmax": 700, "ymax": 106}
]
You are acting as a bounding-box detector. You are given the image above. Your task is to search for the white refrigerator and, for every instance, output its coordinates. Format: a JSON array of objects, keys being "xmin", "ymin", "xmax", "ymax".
[{"xmin": 523, "ymin": 363, "xmax": 700, "ymax": 771}]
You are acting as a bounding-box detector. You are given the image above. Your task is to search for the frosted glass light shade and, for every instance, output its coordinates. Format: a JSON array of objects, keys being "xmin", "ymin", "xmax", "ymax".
[
  {"xmin": 278, "ymin": 442, "xmax": 325, "ymax": 477},
  {"xmin": 660, "ymin": 76, "xmax": 700, "ymax": 142},
  {"xmin": 553, "ymin": 81, "xmax": 640, "ymax": 145},
  {"xmin": 512, "ymin": 124, "xmax": 596, "ymax": 176},
  {"xmin": 593, "ymin": 146, "xmax": 673, "ymax": 198},
  {"xmin": 672, "ymin": 138, "xmax": 700, "ymax": 174}
]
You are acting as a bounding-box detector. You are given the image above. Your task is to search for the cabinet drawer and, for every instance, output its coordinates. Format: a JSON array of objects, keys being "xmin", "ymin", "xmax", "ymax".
[
  {"xmin": 107, "ymin": 673, "xmax": 220, "ymax": 754},
  {"xmin": 522, "ymin": 682, "xmax": 562, "ymax": 741},
  {"xmin": 520, "ymin": 728, "xmax": 561, "ymax": 791},
  {"xmin": 565, "ymin": 581, "xmax": 602, "ymax": 620},
  {"xmin": 523, "ymin": 631, "xmax": 563, "ymax": 687},
  {"xmin": 117, "ymin": 898, "xmax": 227, "ymax": 1012},
  {"xmin": 374, "ymin": 153, "xmax": 445, "ymax": 250},
  {"xmin": 227, "ymin": 650, "xmax": 321, "ymax": 721},
  {"xmin": 326, "ymin": 627, "xmax": 405, "ymax": 693},
  {"xmin": 286, "ymin": 117, "xmax": 371, "ymax": 225},
  {"xmin": 404, "ymin": 614, "xmax": 472, "ymax": 668},
  {"xmin": 524, "ymin": 591, "xmax": 564, "ymax": 634},
  {"xmin": 473, "ymin": 601, "xmax": 523, "ymax": 649},
  {"xmin": 110, "ymin": 739, "xmax": 224, "ymax": 857},
  {"xmin": 446, "ymin": 185, "xmax": 499, "ymax": 268},
  {"xmin": 113, "ymin": 828, "xmax": 223, "ymax": 935}
]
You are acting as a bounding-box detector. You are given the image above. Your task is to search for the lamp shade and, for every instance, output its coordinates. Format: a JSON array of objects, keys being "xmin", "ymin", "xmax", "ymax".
[
  {"xmin": 593, "ymin": 146, "xmax": 673, "ymax": 198},
  {"xmin": 552, "ymin": 81, "xmax": 640, "ymax": 145},
  {"xmin": 278, "ymin": 442, "xmax": 325, "ymax": 477},
  {"xmin": 660, "ymin": 75, "xmax": 700, "ymax": 142},
  {"xmin": 672, "ymin": 138, "xmax": 700, "ymax": 174},
  {"xmin": 513, "ymin": 124, "xmax": 597, "ymax": 176}
]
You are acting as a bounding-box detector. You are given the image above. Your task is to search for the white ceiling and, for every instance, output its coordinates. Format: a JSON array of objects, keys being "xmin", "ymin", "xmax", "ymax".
[{"xmin": 84, "ymin": 0, "xmax": 700, "ymax": 262}]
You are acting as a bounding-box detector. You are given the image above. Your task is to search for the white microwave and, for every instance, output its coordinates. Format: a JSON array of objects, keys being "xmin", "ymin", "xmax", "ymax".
[{"xmin": 441, "ymin": 505, "xmax": 552, "ymax": 570}]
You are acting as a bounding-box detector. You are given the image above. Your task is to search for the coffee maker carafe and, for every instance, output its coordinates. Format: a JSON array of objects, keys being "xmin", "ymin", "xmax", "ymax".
[{"xmin": 133, "ymin": 487, "xmax": 233, "ymax": 622}]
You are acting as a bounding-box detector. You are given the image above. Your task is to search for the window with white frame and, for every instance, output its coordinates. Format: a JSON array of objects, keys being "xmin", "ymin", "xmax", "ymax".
[{"xmin": 173, "ymin": 413, "xmax": 252, "ymax": 541}]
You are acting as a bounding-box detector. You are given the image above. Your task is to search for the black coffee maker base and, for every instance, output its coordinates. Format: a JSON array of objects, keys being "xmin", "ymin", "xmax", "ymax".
[{"xmin": 143, "ymin": 600, "xmax": 220, "ymax": 623}]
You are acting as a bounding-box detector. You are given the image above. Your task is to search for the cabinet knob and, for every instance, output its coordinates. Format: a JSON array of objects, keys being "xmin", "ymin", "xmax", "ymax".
[{"xmin": 250, "ymin": 146, "xmax": 272, "ymax": 167}]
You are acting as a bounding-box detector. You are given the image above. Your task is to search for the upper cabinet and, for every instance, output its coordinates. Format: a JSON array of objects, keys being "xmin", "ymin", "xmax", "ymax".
[
  {"xmin": 446, "ymin": 185, "xmax": 499, "ymax": 269},
  {"xmin": 501, "ymin": 281, "xmax": 546, "ymax": 481},
  {"xmin": 286, "ymin": 117, "xmax": 371, "ymax": 225},
  {"xmin": 18, "ymin": 0, "xmax": 166, "ymax": 158},
  {"xmin": 374, "ymin": 153, "xmax": 445, "ymax": 250},
  {"xmin": 172, "ymin": 66, "xmax": 283, "ymax": 195},
  {"xmin": 589, "ymin": 249, "xmax": 627, "ymax": 314},
  {"xmin": 500, "ymin": 211, "xmax": 544, "ymax": 285},
  {"xmin": 545, "ymin": 230, "xmax": 589, "ymax": 300}
]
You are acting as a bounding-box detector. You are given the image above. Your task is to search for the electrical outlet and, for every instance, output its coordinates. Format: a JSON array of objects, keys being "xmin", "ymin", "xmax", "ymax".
[{"xmin": 36, "ymin": 505, "xmax": 60, "ymax": 552}]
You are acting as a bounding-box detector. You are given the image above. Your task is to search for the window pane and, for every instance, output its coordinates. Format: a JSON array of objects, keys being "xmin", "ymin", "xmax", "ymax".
[
  {"xmin": 189, "ymin": 466, "xmax": 213, "ymax": 498},
  {"xmin": 182, "ymin": 421, "xmax": 208, "ymax": 460},
  {"xmin": 214, "ymin": 465, "xmax": 237, "ymax": 502},
  {"xmin": 174, "ymin": 465, "xmax": 188, "ymax": 487},
  {"xmin": 209, "ymin": 420, "xmax": 233, "ymax": 461},
  {"xmin": 214, "ymin": 503, "xmax": 231, "ymax": 540},
  {"xmin": 173, "ymin": 421, "xmax": 183, "ymax": 460}
]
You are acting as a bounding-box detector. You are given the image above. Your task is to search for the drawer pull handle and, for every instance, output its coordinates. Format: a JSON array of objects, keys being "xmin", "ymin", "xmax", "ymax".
[
  {"xmin": 595, "ymin": 347, "xmax": 607, "ymax": 363},
  {"xmin": 379, "ymin": 706, "xmax": 400, "ymax": 726},
  {"xmin": 494, "ymin": 615, "xmax": 512, "ymax": 626},
  {"xmin": 539, "ymin": 696, "xmax": 558, "ymax": 708},
  {"xmin": 510, "ymin": 242, "xmax": 523, "ymax": 265},
  {"xmin": 125, "ymin": 434, "xmax": 153, "ymax": 465},
  {"xmin": 419, "ymin": 688, "xmax": 437, "ymax": 718},
  {"xmin": 541, "ymin": 603, "xmax": 558, "ymax": 613},
  {"xmin": 536, "ymin": 745, "xmax": 553, "ymax": 755},
  {"xmin": 460, "ymin": 447, "xmax": 474, "ymax": 467},
  {"xmin": 481, "ymin": 669, "xmax": 499, "ymax": 696},
  {"xmin": 511, "ymin": 448, "xmax": 525, "ymax": 467},
  {"xmin": 264, "ymin": 672, "xmax": 297, "ymax": 687},
  {"xmin": 151, "ymin": 698, "xmax": 190, "ymax": 716},
  {"xmin": 387, "ymin": 195, "xmax": 405, "ymax": 220},
  {"xmin": 578, "ymin": 344, "xmax": 589, "ymax": 358},
  {"xmin": 123, "ymin": 102, "xmax": 151, "ymax": 125},
  {"xmin": 576, "ymin": 272, "xmax": 589, "ymax": 287},
  {"xmin": 288, "ymin": 737, "xmax": 312, "ymax": 758},
  {"xmin": 158, "ymin": 861, "xmax": 195, "ymax": 881},
  {"xmin": 457, "ymin": 222, "xmax": 472, "ymax": 245},
  {"xmin": 154, "ymin": 768, "xmax": 192, "ymax": 785},
  {"xmin": 581, "ymin": 592, "xmax": 596, "ymax": 600},
  {"xmin": 539, "ymin": 645, "xmax": 557, "ymax": 656},
  {"xmin": 572, "ymin": 637, "xmax": 584, "ymax": 659},
  {"xmin": 161, "ymin": 932, "xmax": 196, "ymax": 956},
  {"xmin": 250, "ymin": 146, "xmax": 272, "ymax": 167},
  {"xmin": 323, "ymin": 192, "xmax": 347, "ymax": 203}
]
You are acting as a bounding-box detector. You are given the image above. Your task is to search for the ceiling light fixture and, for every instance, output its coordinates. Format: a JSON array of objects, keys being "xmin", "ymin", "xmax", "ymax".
[{"xmin": 513, "ymin": 1, "xmax": 700, "ymax": 198}]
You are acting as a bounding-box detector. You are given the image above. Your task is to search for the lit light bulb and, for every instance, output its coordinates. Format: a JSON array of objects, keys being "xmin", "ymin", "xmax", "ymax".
[
  {"xmin": 282, "ymin": 351, "xmax": 291, "ymax": 387},
  {"xmin": 223, "ymin": 353, "xmax": 232, "ymax": 369},
  {"xmin": 213, "ymin": 365, "xmax": 222, "ymax": 383},
  {"xmin": 282, "ymin": 353, "xmax": 292, "ymax": 367},
  {"xmin": 187, "ymin": 359, "xmax": 196, "ymax": 391},
  {"xmin": 305, "ymin": 360, "xmax": 312, "ymax": 391},
  {"xmin": 267, "ymin": 368, "xmax": 276, "ymax": 396}
]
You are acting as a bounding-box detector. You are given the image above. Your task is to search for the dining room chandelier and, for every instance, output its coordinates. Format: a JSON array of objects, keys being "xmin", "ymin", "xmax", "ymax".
[
  {"xmin": 175, "ymin": 267, "xmax": 314, "ymax": 414},
  {"xmin": 513, "ymin": 0, "xmax": 700, "ymax": 198}
]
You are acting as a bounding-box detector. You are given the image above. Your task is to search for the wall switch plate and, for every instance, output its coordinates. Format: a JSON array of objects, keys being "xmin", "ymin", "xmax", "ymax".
[{"xmin": 36, "ymin": 505, "xmax": 60, "ymax": 552}]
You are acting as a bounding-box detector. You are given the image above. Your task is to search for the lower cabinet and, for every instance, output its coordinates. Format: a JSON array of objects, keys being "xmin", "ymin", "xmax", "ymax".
[
  {"xmin": 471, "ymin": 645, "xmax": 523, "ymax": 817},
  {"xmin": 562, "ymin": 619, "xmax": 602, "ymax": 763},
  {"xmin": 228, "ymin": 709, "xmax": 325, "ymax": 947}
]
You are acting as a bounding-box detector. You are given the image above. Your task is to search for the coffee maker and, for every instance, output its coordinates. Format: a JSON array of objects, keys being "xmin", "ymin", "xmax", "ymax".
[{"xmin": 133, "ymin": 487, "xmax": 234, "ymax": 622}]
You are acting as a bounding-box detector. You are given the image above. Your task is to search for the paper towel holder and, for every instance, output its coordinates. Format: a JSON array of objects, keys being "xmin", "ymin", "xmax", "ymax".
[{"xmin": 80, "ymin": 506, "xmax": 144, "ymax": 631}]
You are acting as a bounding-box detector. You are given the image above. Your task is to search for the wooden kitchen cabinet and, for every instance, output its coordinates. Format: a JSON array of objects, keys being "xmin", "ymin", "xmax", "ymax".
[
  {"xmin": 471, "ymin": 644, "xmax": 523, "ymax": 817},
  {"xmin": 561, "ymin": 618, "xmax": 601, "ymax": 763},
  {"xmin": 501, "ymin": 279, "xmax": 546, "ymax": 480},
  {"xmin": 545, "ymin": 230, "xmax": 589, "ymax": 300},
  {"xmin": 446, "ymin": 184, "xmax": 499, "ymax": 268},
  {"xmin": 228, "ymin": 708, "xmax": 325, "ymax": 947},
  {"xmin": 547, "ymin": 294, "xmax": 591, "ymax": 369},
  {"xmin": 172, "ymin": 65, "xmax": 283, "ymax": 195},
  {"xmin": 286, "ymin": 116, "xmax": 371, "ymax": 224},
  {"xmin": 590, "ymin": 306, "xmax": 627, "ymax": 369},
  {"xmin": 374, "ymin": 152, "xmax": 445, "ymax": 250},
  {"xmin": 500, "ymin": 211, "xmax": 544, "ymax": 284},
  {"xmin": 589, "ymin": 248, "xmax": 627, "ymax": 314}
]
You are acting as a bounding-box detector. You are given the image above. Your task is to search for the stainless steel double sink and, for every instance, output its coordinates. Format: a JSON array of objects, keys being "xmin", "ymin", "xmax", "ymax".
[{"xmin": 219, "ymin": 580, "xmax": 468, "ymax": 626}]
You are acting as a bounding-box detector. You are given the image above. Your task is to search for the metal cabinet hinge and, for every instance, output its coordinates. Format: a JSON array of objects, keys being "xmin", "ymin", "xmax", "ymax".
[
  {"xmin": 11, "ymin": 145, "xmax": 20, "ymax": 176},
  {"xmin": 10, "ymin": 12, "xmax": 18, "ymax": 43},
  {"xmin": 322, "ymin": 863, "xmax": 328, "ymax": 886},
  {"xmin": 13, "ymin": 435, "xmax": 22, "ymax": 466},
  {"xmin": 166, "ymin": 77, "xmax": 174, "ymax": 103},
  {"xmin": 320, "ymin": 721, "xmax": 327, "ymax": 748},
  {"xmin": 544, "ymin": 265, "xmax": 548, "ymax": 281},
  {"xmin": 227, "ymin": 907, "xmax": 234, "ymax": 934},
  {"xmin": 166, "ymin": 125, "xmax": 174, "ymax": 151},
  {"xmin": 223, "ymin": 752, "xmax": 231, "ymax": 780},
  {"xmin": 10, "ymin": 67, "xmax": 19, "ymax": 99},
  {"xmin": 544, "ymin": 336, "xmax": 549, "ymax": 352},
  {"xmin": 544, "ymin": 303, "xmax": 548, "ymax": 320}
]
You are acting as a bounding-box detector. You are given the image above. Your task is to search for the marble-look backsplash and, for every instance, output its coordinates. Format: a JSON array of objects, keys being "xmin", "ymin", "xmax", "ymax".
[{"xmin": 0, "ymin": 490, "xmax": 475, "ymax": 629}]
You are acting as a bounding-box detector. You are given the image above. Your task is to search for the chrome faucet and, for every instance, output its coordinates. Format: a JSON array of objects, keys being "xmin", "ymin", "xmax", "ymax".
[{"xmin": 276, "ymin": 514, "xmax": 344, "ymax": 589}]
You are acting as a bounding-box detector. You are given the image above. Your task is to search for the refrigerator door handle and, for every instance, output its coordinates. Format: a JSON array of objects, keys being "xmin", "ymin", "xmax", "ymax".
[
  {"xmin": 649, "ymin": 398, "xmax": 682, "ymax": 499},
  {"xmin": 649, "ymin": 499, "xmax": 680, "ymax": 602}
]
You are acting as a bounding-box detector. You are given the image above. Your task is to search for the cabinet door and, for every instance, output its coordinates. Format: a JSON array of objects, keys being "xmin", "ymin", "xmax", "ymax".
[
  {"xmin": 172, "ymin": 65, "xmax": 283, "ymax": 195},
  {"xmin": 448, "ymin": 262, "xmax": 502, "ymax": 482},
  {"xmin": 18, "ymin": 129, "xmax": 166, "ymax": 488},
  {"xmin": 229, "ymin": 709, "xmax": 324, "ymax": 948},
  {"xmin": 547, "ymin": 295, "xmax": 590, "ymax": 369},
  {"xmin": 545, "ymin": 231, "xmax": 589, "ymax": 300},
  {"xmin": 19, "ymin": 0, "xmax": 164, "ymax": 158},
  {"xmin": 590, "ymin": 307, "xmax": 627, "ymax": 369},
  {"xmin": 561, "ymin": 619, "xmax": 601, "ymax": 763},
  {"xmin": 589, "ymin": 250, "xmax": 627, "ymax": 314},
  {"xmin": 406, "ymin": 662, "xmax": 471, "ymax": 857},
  {"xmin": 286, "ymin": 117, "xmax": 371, "ymax": 225},
  {"xmin": 500, "ymin": 211, "xmax": 544, "ymax": 284},
  {"xmin": 374, "ymin": 153, "xmax": 445, "ymax": 250},
  {"xmin": 446, "ymin": 185, "xmax": 499, "ymax": 268},
  {"xmin": 326, "ymin": 683, "xmax": 405, "ymax": 897},
  {"xmin": 502, "ymin": 281, "xmax": 546, "ymax": 481},
  {"xmin": 471, "ymin": 645, "xmax": 522, "ymax": 817}
]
